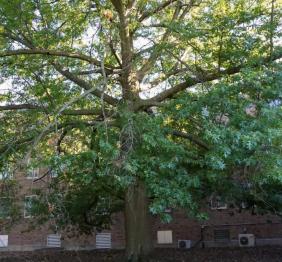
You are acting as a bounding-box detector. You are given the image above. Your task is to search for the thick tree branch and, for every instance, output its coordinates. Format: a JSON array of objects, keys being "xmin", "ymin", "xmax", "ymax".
[
  {"xmin": 111, "ymin": 0, "xmax": 137, "ymax": 100},
  {"xmin": 1, "ymin": 31, "xmax": 119, "ymax": 106},
  {"xmin": 171, "ymin": 130, "xmax": 209, "ymax": 150},
  {"xmin": 0, "ymin": 104, "xmax": 109, "ymax": 116},
  {"xmin": 0, "ymin": 120, "xmax": 116, "ymax": 155},
  {"xmin": 56, "ymin": 129, "xmax": 68, "ymax": 154},
  {"xmin": 145, "ymin": 49, "xmax": 282, "ymax": 104},
  {"xmin": 137, "ymin": 3, "xmax": 183, "ymax": 82},
  {"xmin": 33, "ymin": 169, "xmax": 51, "ymax": 182},
  {"xmin": 138, "ymin": 0, "xmax": 178, "ymax": 22},
  {"xmin": 133, "ymin": 100, "xmax": 164, "ymax": 111},
  {"xmin": 0, "ymin": 48, "xmax": 117, "ymax": 71},
  {"xmin": 0, "ymin": 104, "xmax": 40, "ymax": 110},
  {"xmin": 52, "ymin": 63, "xmax": 119, "ymax": 106},
  {"xmin": 109, "ymin": 39, "xmax": 122, "ymax": 67},
  {"xmin": 110, "ymin": 0, "xmax": 123, "ymax": 14}
]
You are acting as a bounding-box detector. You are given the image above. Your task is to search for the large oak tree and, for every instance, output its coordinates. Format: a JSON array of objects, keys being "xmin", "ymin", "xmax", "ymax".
[{"xmin": 0, "ymin": 0, "xmax": 281, "ymax": 261}]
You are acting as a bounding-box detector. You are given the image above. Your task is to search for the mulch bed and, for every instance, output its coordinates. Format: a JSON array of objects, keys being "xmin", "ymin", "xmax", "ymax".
[{"xmin": 0, "ymin": 246, "xmax": 281, "ymax": 261}]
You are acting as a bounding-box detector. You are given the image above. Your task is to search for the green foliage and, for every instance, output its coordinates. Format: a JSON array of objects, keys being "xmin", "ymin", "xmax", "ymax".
[{"xmin": 0, "ymin": 0, "xmax": 281, "ymax": 234}]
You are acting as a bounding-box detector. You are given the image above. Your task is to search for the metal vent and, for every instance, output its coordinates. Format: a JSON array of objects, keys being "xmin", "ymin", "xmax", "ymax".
[
  {"xmin": 96, "ymin": 233, "xmax": 111, "ymax": 249},
  {"xmin": 47, "ymin": 234, "xmax": 61, "ymax": 247},
  {"xmin": 214, "ymin": 229, "xmax": 230, "ymax": 241}
]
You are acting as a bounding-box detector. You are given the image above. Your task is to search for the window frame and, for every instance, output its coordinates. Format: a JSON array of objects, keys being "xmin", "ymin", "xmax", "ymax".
[
  {"xmin": 0, "ymin": 169, "xmax": 13, "ymax": 180},
  {"xmin": 210, "ymin": 197, "xmax": 228, "ymax": 210},
  {"xmin": 0, "ymin": 197, "xmax": 12, "ymax": 219},
  {"xmin": 24, "ymin": 195, "xmax": 37, "ymax": 218},
  {"xmin": 49, "ymin": 169, "xmax": 58, "ymax": 178},
  {"xmin": 26, "ymin": 168, "xmax": 40, "ymax": 180}
]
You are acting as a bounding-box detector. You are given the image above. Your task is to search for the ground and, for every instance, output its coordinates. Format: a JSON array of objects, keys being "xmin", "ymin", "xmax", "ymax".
[{"xmin": 0, "ymin": 246, "xmax": 281, "ymax": 261}]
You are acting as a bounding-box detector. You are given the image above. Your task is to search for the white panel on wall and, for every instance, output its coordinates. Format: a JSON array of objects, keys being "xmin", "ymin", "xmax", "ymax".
[
  {"xmin": 0, "ymin": 235, "xmax": 8, "ymax": 247},
  {"xmin": 157, "ymin": 230, "xmax": 173, "ymax": 244}
]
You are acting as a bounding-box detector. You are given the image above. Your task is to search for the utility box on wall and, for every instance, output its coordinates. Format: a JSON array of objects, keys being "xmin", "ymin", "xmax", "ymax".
[{"xmin": 157, "ymin": 230, "xmax": 173, "ymax": 244}]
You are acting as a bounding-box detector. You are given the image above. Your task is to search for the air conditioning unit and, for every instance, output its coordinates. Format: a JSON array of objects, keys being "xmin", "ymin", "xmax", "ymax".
[
  {"xmin": 178, "ymin": 240, "xmax": 191, "ymax": 249},
  {"xmin": 238, "ymin": 234, "xmax": 255, "ymax": 247}
]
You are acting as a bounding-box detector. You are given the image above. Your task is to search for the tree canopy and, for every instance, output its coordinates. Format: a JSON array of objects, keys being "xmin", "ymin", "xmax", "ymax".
[{"xmin": 0, "ymin": 0, "xmax": 281, "ymax": 260}]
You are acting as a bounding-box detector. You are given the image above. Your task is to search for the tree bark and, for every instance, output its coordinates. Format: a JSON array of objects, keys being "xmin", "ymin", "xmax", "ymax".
[{"xmin": 124, "ymin": 180, "xmax": 153, "ymax": 262}]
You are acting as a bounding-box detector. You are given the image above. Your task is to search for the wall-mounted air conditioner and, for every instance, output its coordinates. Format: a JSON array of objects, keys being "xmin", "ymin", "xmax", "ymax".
[
  {"xmin": 238, "ymin": 234, "xmax": 255, "ymax": 247},
  {"xmin": 178, "ymin": 240, "xmax": 191, "ymax": 249}
]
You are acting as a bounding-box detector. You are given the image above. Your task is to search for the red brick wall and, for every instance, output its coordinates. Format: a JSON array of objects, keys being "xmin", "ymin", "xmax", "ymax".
[
  {"xmin": 0, "ymin": 170, "xmax": 282, "ymax": 250},
  {"xmin": 151, "ymin": 209, "xmax": 282, "ymax": 248}
]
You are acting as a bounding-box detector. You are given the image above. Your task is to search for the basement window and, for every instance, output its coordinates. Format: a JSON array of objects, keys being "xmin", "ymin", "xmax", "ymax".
[
  {"xmin": 210, "ymin": 196, "xmax": 228, "ymax": 210},
  {"xmin": 0, "ymin": 197, "xmax": 12, "ymax": 219},
  {"xmin": 24, "ymin": 195, "xmax": 37, "ymax": 218}
]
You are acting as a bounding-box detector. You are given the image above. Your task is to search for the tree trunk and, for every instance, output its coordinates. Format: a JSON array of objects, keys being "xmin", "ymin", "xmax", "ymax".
[{"xmin": 124, "ymin": 180, "xmax": 153, "ymax": 261}]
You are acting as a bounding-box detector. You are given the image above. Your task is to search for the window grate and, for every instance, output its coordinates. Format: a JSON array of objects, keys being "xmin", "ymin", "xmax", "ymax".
[{"xmin": 214, "ymin": 229, "xmax": 230, "ymax": 241}]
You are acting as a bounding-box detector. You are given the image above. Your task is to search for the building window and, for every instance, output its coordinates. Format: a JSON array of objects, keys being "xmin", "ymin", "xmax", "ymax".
[
  {"xmin": 157, "ymin": 230, "xmax": 173, "ymax": 244},
  {"xmin": 26, "ymin": 168, "xmax": 40, "ymax": 179},
  {"xmin": 50, "ymin": 170, "xmax": 58, "ymax": 178},
  {"xmin": 24, "ymin": 195, "xmax": 37, "ymax": 218},
  {"xmin": 210, "ymin": 196, "xmax": 228, "ymax": 210},
  {"xmin": 0, "ymin": 170, "xmax": 13, "ymax": 180},
  {"xmin": 0, "ymin": 197, "xmax": 12, "ymax": 219},
  {"xmin": 0, "ymin": 235, "xmax": 8, "ymax": 247}
]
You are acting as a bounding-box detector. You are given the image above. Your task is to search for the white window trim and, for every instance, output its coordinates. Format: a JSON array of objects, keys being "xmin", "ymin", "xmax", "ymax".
[
  {"xmin": 26, "ymin": 168, "xmax": 40, "ymax": 179},
  {"xmin": 210, "ymin": 197, "xmax": 228, "ymax": 210},
  {"xmin": 24, "ymin": 195, "xmax": 37, "ymax": 218}
]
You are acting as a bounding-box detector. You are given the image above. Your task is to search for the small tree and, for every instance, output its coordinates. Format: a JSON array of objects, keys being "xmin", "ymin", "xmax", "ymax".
[{"xmin": 0, "ymin": 0, "xmax": 281, "ymax": 260}]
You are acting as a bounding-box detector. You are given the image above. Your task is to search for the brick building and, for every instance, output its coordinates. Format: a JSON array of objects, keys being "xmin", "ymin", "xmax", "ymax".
[{"xmin": 0, "ymin": 168, "xmax": 282, "ymax": 251}]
